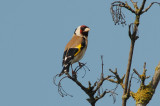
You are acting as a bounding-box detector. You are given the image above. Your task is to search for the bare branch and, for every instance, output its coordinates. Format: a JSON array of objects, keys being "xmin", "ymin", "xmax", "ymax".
[
  {"xmin": 101, "ymin": 55, "xmax": 104, "ymax": 79},
  {"xmin": 110, "ymin": 1, "xmax": 128, "ymax": 25},
  {"xmin": 110, "ymin": 89, "xmax": 118, "ymax": 103},
  {"xmin": 133, "ymin": 68, "xmax": 141, "ymax": 78},
  {"xmin": 55, "ymin": 57, "xmax": 118, "ymax": 106},
  {"xmin": 141, "ymin": 2, "xmax": 160, "ymax": 14},
  {"xmin": 146, "ymin": 76, "xmax": 150, "ymax": 79},
  {"xmin": 107, "ymin": 68, "xmax": 125, "ymax": 89},
  {"xmin": 110, "ymin": 0, "xmax": 159, "ymax": 105},
  {"xmin": 127, "ymin": 72, "xmax": 134, "ymax": 97},
  {"xmin": 130, "ymin": 62, "xmax": 160, "ymax": 105},
  {"xmin": 53, "ymin": 74, "xmax": 73, "ymax": 97},
  {"xmin": 122, "ymin": 22, "xmax": 139, "ymax": 106},
  {"xmin": 94, "ymin": 75, "xmax": 111, "ymax": 93},
  {"xmin": 138, "ymin": 0, "xmax": 147, "ymax": 14},
  {"xmin": 95, "ymin": 91, "xmax": 107, "ymax": 102},
  {"xmin": 150, "ymin": 62, "xmax": 160, "ymax": 89},
  {"xmin": 94, "ymin": 56, "xmax": 110, "ymax": 93},
  {"xmin": 53, "ymin": 74, "xmax": 60, "ymax": 86},
  {"xmin": 109, "ymin": 69, "xmax": 121, "ymax": 82},
  {"xmin": 112, "ymin": 1, "xmax": 135, "ymax": 13},
  {"xmin": 130, "ymin": 0, "xmax": 139, "ymax": 10},
  {"xmin": 133, "ymin": 62, "xmax": 149, "ymax": 86},
  {"xmin": 130, "ymin": 0, "xmax": 135, "ymax": 4},
  {"xmin": 65, "ymin": 72, "xmax": 87, "ymax": 92},
  {"xmin": 143, "ymin": 62, "xmax": 147, "ymax": 74}
]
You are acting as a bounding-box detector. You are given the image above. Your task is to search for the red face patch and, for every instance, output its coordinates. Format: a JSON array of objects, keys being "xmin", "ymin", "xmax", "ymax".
[
  {"xmin": 80, "ymin": 29, "xmax": 83, "ymax": 34},
  {"xmin": 80, "ymin": 25, "xmax": 88, "ymax": 34}
]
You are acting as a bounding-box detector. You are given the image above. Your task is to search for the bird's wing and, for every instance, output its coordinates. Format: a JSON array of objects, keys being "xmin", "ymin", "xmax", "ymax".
[
  {"xmin": 62, "ymin": 35, "xmax": 86, "ymax": 66},
  {"xmin": 62, "ymin": 44, "xmax": 82, "ymax": 66}
]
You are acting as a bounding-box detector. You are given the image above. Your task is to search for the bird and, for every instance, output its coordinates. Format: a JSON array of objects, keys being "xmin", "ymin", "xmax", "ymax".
[{"xmin": 59, "ymin": 25, "xmax": 90, "ymax": 77}]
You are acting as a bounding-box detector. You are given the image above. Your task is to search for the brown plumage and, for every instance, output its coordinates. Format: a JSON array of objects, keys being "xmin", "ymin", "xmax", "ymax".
[
  {"xmin": 65, "ymin": 34, "xmax": 87, "ymax": 50},
  {"xmin": 64, "ymin": 34, "xmax": 88, "ymax": 64},
  {"xmin": 59, "ymin": 25, "xmax": 90, "ymax": 77}
]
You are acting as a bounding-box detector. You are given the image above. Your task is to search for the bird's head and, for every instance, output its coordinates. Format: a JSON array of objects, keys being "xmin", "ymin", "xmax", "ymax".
[{"xmin": 74, "ymin": 25, "xmax": 90, "ymax": 37}]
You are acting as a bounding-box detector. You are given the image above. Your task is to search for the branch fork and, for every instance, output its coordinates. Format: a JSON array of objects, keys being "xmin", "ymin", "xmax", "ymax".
[
  {"xmin": 54, "ymin": 56, "xmax": 117, "ymax": 106},
  {"xmin": 130, "ymin": 62, "xmax": 160, "ymax": 106}
]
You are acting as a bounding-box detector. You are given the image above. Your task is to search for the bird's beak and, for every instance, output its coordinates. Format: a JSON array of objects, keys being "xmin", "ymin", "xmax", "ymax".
[{"xmin": 83, "ymin": 28, "xmax": 90, "ymax": 32}]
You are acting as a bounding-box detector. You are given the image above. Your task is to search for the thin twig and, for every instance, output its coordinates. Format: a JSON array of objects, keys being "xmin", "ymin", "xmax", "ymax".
[
  {"xmin": 141, "ymin": 2, "xmax": 160, "ymax": 14},
  {"xmin": 133, "ymin": 68, "xmax": 141, "ymax": 78},
  {"xmin": 130, "ymin": 0, "xmax": 138, "ymax": 10}
]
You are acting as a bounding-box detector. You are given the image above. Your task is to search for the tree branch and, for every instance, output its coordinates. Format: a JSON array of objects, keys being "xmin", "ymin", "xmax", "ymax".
[
  {"xmin": 110, "ymin": 1, "xmax": 137, "ymax": 26},
  {"xmin": 65, "ymin": 72, "xmax": 88, "ymax": 92},
  {"xmin": 107, "ymin": 68, "xmax": 125, "ymax": 89},
  {"xmin": 54, "ymin": 57, "xmax": 117, "ymax": 106},
  {"xmin": 141, "ymin": 2, "xmax": 160, "ymax": 14},
  {"xmin": 130, "ymin": 0, "xmax": 139, "ymax": 10},
  {"xmin": 110, "ymin": 0, "xmax": 160, "ymax": 106},
  {"xmin": 133, "ymin": 63, "xmax": 150, "ymax": 86},
  {"xmin": 138, "ymin": 0, "xmax": 146, "ymax": 14},
  {"xmin": 122, "ymin": 23, "xmax": 138, "ymax": 106},
  {"xmin": 112, "ymin": 1, "xmax": 135, "ymax": 13},
  {"xmin": 133, "ymin": 68, "xmax": 141, "ymax": 77},
  {"xmin": 150, "ymin": 62, "xmax": 160, "ymax": 89},
  {"xmin": 130, "ymin": 62, "xmax": 160, "ymax": 106}
]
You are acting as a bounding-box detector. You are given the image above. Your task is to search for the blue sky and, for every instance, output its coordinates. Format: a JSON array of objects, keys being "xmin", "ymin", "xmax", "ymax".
[{"xmin": 0, "ymin": 0, "xmax": 160, "ymax": 106}]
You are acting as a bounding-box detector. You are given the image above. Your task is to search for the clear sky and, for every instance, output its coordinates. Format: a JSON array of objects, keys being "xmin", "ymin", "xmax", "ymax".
[{"xmin": 0, "ymin": 0, "xmax": 160, "ymax": 106}]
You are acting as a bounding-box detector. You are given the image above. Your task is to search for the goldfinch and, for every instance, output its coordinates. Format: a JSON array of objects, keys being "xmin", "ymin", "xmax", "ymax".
[{"xmin": 59, "ymin": 25, "xmax": 90, "ymax": 76}]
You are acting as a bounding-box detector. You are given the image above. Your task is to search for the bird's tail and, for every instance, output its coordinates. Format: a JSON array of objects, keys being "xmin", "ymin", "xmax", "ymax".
[{"xmin": 59, "ymin": 63, "xmax": 70, "ymax": 77}]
